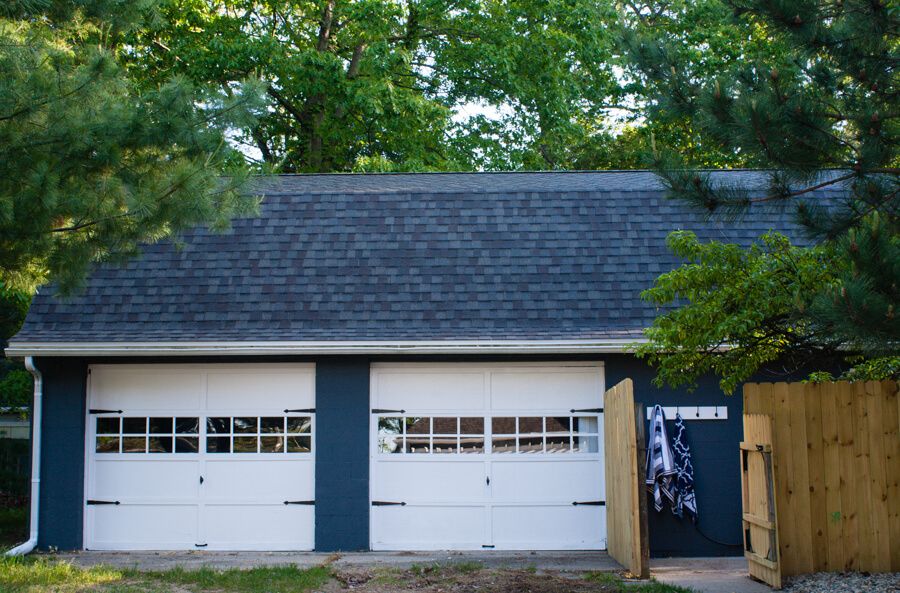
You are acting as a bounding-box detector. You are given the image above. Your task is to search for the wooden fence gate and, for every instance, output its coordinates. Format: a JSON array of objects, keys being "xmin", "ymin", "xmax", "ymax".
[
  {"xmin": 743, "ymin": 381, "xmax": 900, "ymax": 588},
  {"xmin": 604, "ymin": 379, "xmax": 649, "ymax": 579}
]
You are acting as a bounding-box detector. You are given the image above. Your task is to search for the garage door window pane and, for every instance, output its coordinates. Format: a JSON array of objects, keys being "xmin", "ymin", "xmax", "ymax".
[
  {"xmin": 574, "ymin": 436, "xmax": 598, "ymax": 453},
  {"xmin": 432, "ymin": 436, "xmax": 457, "ymax": 453},
  {"xmin": 405, "ymin": 436, "xmax": 430, "ymax": 453},
  {"xmin": 149, "ymin": 418, "xmax": 173, "ymax": 434},
  {"xmin": 175, "ymin": 436, "xmax": 199, "ymax": 453},
  {"xmin": 148, "ymin": 436, "xmax": 173, "ymax": 453},
  {"xmin": 123, "ymin": 417, "xmax": 146, "ymax": 434},
  {"xmin": 573, "ymin": 416, "xmax": 598, "ymax": 434},
  {"xmin": 287, "ymin": 435, "xmax": 311, "ymax": 453},
  {"xmin": 518, "ymin": 417, "xmax": 543, "ymax": 434},
  {"xmin": 207, "ymin": 417, "xmax": 230, "ymax": 433},
  {"xmin": 405, "ymin": 417, "xmax": 430, "ymax": 434},
  {"xmin": 287, "ymin": 417, "xmax": 312, "ymax": 434},
  {"xmin": 518, "ymin": 435, "xmax": 543, "ymax": 453},
  {"xmin": 492, "ymin": 417, "xmax": 516, "ymax": 434},
  {"xmin": 96, "ymin": 436, "xmax": 119, "ymax": 453},
  {"xmin": 378, "ymin": 435, "xmax": 402, "ymax": 453},
  {"xmin": 261, "ymin": 435, "xmax": 284, "ymax": 452},
  {"xmin": 122, "ymin": 436, "xmax": 146, "ymax": 453},
  {"xmin": 233, "ymin": 436, "xmax": 257, "ymax": 453},
  {"xmin": 460, "ymin": 417, "xmax": 484, "ymax": 435},
  {"xmin": 546, "ymin": 434, "xmax": 571, "ymax": 453},
  {"xmin": 433, "ymin": 417, "xmax": 457, "ymax": 434},
  {"xmin": 234, "ymin": 417, "xmax": 257, "ymax": 433},
  {"xmin": 207, "ymin": 436, "xmax": 231, "ymax": 453},
  {"xmin": 492, "ymin": 436, "xmax": 516, "ymax": 453},
  {"xmin": 460, "ymin": 437, "xmax": 485, "ymax": 453},
  {"xmin": 176, "ymin": 417, "xmax": 199, "ymax": 434},
  {"xmin": 96, "ymin": 418, "xmax": 119, "ymax": 434},
  {"xmin": 261, "ymin": 417, "xmax": 284, "ymax": 433},
  {"xmin": 378, "ymin": 417, "xmax": 402, "ymax": 435}
]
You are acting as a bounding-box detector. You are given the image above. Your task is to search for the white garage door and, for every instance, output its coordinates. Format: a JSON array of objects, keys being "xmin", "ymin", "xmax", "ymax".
[
  {"xmin": 85, "ymin": 364, "xmax": 315, "ymax": 551},
  {"xmin": 370, "ymin": 363, "xmax": 606, "ymax": 551}
]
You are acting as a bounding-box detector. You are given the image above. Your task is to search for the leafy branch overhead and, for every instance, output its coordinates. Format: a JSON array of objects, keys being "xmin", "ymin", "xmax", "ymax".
[{"xmin": 627, "ymin": 0, "xmax": 899, "ymax": 390}]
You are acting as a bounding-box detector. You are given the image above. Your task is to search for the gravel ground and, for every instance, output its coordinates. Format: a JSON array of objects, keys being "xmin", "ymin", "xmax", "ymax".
[{"xmin": 784, "ymin": 572, "xmax": 900, "ymax": 592}]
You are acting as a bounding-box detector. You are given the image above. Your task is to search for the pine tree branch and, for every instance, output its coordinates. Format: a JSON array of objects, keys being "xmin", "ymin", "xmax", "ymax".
[{"xmin": 749, "ymin": 172, "xmax": 857, "ymax": 203}]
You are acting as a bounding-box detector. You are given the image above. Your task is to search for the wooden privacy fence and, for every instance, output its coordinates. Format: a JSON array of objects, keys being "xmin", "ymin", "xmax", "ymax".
[
  {"xmin": 603, "ymin": 379, "xmax": 649, "ymax": 579},
  {"xmin": 743, "ymin": 381, "xmax": 900, "ymax": 588}
]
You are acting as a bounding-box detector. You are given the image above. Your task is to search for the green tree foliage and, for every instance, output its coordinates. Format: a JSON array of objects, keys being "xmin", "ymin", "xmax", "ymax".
[
  {"xmin": 0, "ymin": 368, "xmax": 31, "ymax": 410},
  {"xmin": 132, "ymin": 0, "xmax": 783, "ymax": 172},
  {"xmin": 0, "ymin": 1, "xmax": 265, "ymax": 294},
  {"xmin": 628, "ymin": 0, "xmax": 899, "ymax": 389}
]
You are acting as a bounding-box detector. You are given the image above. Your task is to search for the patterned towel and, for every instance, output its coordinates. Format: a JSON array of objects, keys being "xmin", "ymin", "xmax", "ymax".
[
  {"xmin": 645, "ymin": 405, "xmax": 677, "ymax": 512},
  {"xmin": 671, "ymin": 413, "xmax": 699, "ymax": 522}
]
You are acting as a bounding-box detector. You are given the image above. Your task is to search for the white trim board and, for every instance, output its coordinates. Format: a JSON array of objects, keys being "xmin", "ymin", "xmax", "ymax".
[{"xmin": 5, "ymin": 339, "xmax": 644, "ymax": 357}]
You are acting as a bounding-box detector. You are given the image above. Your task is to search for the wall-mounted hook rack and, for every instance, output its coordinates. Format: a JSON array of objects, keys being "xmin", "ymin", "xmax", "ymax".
[{"xmin": 646, "ymin": 406, "xmax": 728, "ymax": 421}]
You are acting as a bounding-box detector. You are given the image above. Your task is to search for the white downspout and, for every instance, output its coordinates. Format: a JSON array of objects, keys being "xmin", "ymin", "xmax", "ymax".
[{"xmin": 6, "ymin": 356, "xmax": 41, "ymax": 556}]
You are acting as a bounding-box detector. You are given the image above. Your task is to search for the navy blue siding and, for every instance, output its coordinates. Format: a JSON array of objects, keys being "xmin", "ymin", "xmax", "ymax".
[
  {"xmin": 605, "ymin": 354, "xmax": 743, "ymax": 558},
  {"xmin": 36, "ymin": 357, "xmax": 86, "ymax": 550},
  {"xmin": 32, "ymin": 354, "xmax": 747, "ymax": 556},
  {"xmin": 314, "ymin": 359, "xmax": 371, "ymax": 551}
]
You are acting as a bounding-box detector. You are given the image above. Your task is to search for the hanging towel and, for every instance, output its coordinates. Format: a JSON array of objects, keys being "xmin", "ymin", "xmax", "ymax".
[
  {"xmin": 671, "ymin": 413, "xmax": 699, "ymax": 522},
  {"xmin": 645, "ymin": 404, "xmax": 677, "ymax": 512}
]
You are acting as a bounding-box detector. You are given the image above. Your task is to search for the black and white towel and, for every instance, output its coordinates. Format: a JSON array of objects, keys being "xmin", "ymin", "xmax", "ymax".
[
  {"xmin": 645, "ymin": 404, "xmax": 676, "ymax": 512},
  {"xmin": 671, "ymin": 413, "xmax": 699, "ymax": 522}
]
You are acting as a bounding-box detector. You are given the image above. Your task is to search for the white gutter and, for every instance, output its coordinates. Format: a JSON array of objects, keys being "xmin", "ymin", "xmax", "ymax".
[
  {"xmin": 3, "ymin": 338, "xmax": 644, "ymax": 357},
  {"xmin": 6, "ymin": 357, "xmax": 41, "ymax": 557}
]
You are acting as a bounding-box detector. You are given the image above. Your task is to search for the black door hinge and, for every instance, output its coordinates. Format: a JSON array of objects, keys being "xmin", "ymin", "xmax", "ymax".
[
  {"xmin": 372, "ymin": 500, "xmax": 406, "ymax": 506},
  {"xmin": 572, "ymin": 500, "xmax": 606, "ymax": 506},
  {"xmin": 284, "ymin": 500, "xmax": 315, "ymax": 505},
  {"xmin": 86, "ymin": 499, "xmax": 120, "ymax": 505},
  {"xmin": 371, "ymin": 408, "xmax": 406, "ymax": 414},
  {"xmin": 284, "ymin": 408, "xmax": 316, "ymax": 414},
  {"xmin": 481, "ymin": 544, "xmax": 495, "ymax": 549},
  {"xmin": 570, "ymin": 408, "xmax": 603, "ymax": 413},
  {"xmin": 195, "ymin": 543, "xmax": 208, "ymax": 548},
  {"xmin": 89, "ymin": 409, "xmax": 123, "ymax": 415}
]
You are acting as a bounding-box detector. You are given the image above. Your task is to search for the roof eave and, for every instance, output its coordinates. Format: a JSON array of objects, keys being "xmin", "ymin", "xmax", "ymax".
[{"xmin": 4, "ymin": 338, "xmax": 644, "ymax": 357}]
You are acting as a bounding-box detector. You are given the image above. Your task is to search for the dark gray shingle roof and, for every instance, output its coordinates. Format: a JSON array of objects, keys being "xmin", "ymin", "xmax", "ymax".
[{"xmin": 13, "ymin": 171, "xmax": 838, "ymax": 343}]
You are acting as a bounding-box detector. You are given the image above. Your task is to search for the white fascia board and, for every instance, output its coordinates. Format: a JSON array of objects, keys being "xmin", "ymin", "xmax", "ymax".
[{"xmin": 4, "ymin": 338, "xmax": 645, "ymax": 357}]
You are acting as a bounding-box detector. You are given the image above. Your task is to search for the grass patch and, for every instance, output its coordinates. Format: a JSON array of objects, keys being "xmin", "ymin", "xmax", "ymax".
[
  {"xmin": 0, "ymin": 559, "xmax": 332, "ymax": 593},
  {"xmin": 584, "ymin": 571, "xmax": 696, "ymax": 593},
  {"xmin": 134, "ymin": 564, "xmax": 332, "ymax": 593},
  {"xmin": 0, "ymin": 557, "xmax": 124, "ymax": 593}
]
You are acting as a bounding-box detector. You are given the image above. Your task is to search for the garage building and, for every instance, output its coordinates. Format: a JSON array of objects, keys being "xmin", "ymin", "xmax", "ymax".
[{"xmin": 7, "ymin": 171, "xmax": 832, "ymax": 556}]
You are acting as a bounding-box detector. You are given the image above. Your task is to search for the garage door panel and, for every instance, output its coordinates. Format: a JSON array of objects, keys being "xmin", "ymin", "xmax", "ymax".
[
  {"xmin": 372, "ymin": 460, "xmax": 485, "ymax": 502},
  {"xmin": 372, "ymin": 506, "xmax": 485, "ymax": 550},
  {"xmin": 491, "ymin": 505, "xmax": 607, "ymax": 550},
  {"xmin": 203, "ymin": 504, "xmax": 314, "ymax": 550},
  {"xmin": 204, "ymin": 459, "xmax": 314, "ymax": 501},
  {"xmin": 490, "ymin": 370, "xmax": 602, "ymax": 411},
  {"xmin": 92, "ymin": 460, "xmax": 199, "ymax": 500},
  {"xmin": 206, "ymin": 369, "xmax": 314, "ymax": 410},
  {"xmin": 490, "ymin": 460, "xmax": 604, "ymax": 502},
  {"xmin": 371, "ymin": 363, "xmax": 606, "ymax": 551},
  {"xmin": 88, "ymin": 505, "xmax": 199, "ymax": 550},
  {"xmin": 87, "ymin": 364, "xmax": 316, "ymax": 551},
  {"xmin": 91, "ymin": 369, "xmax": 203, "ymax": 410},
  {"xmin": 376, "ymin": 372, "xmax": 486, "ymax": 410}
]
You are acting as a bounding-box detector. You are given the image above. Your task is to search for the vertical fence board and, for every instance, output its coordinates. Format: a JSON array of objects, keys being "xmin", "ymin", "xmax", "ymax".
[
  {"xmin": 803, "ymin": 383, "xmax": 828, "ymax": 572},
  {"xmin": 853, "ymin": 381, "xmax": 875, "ymax": 571},
  {"xmin": 836, "ymin": 382, "xmax": 860, "ymax": 571},
  {"xmin": 604, "ymin": 379, "xmax": 649, "ymax": 579},
  {"xmin": 742, "ymin": 410, "xmax": 781, "ymax": 588},
  {"xmin": 883, "ymin": 381, "xmax": 900, "ymax": 569},
  {"xmin": 866, "ymin": 382, "xmax": 891, "ymax": 572},
  {"xmin": 744, "ymin": 381, "xmax": 899, "ymax": 578},
  {"xmin": 820, "ymin": 382, "xmax": 844, "ymax": 571}
]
